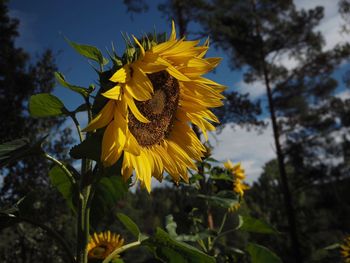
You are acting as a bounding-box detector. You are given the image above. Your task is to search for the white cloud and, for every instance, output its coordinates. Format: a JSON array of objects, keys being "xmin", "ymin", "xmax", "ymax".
[
  {"xmin": 211, "ymin": 120, "xmax": 275, "ymax": 183},
  {"xmin": 235, "ymin": 79, "xmax": 266, "ymax": 100},
  {"xmin": 294, "ymin": 0, "xmax": 346, "ymax": 51},
  {"xmin": 269, "ymin": 2, "xmax": 346, "ymax": 72},
  {"xmin": 335, "ymin": 89, "xmax": 350, "ymax": 100}
]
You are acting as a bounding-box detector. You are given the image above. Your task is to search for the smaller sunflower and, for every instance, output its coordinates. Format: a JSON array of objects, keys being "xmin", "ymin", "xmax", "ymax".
[
  {"xmin": 224, "ymin": 160, "xmax": 249, "ymax": 197},
  {"xmin": 228, "ymin": 202, "xmax": 241, "ymax": 213},
  {"xmin": 341, "ymin": 236, "xmax": 350, "ymax": 262},
  {"xmin": 87, "ymin": 231, "xmax": 124, "ymax": 260}
]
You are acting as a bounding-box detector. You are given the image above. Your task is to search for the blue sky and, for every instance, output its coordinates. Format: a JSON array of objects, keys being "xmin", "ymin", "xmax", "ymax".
[
  {"xmin": 8, "ymin": 0, "xmax": 350, "ymax": 182},
  {"xmin": 8, "ymin": 0, "xmax": 238, "ymax": 111}
]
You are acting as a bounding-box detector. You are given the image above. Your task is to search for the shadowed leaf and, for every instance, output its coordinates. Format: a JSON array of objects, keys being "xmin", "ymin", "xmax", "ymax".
[
  {"xmin": 55, "ymin": 72, "xmax": 90, "ymax": 98},
  {"xmin": 247, "ymin": 243, "xmax": 282, "ymax": 263},
  {"xmin": 65, "ymin": 37, "xmax": 108, "ymax": 65},
  {"xmin": 29, "ymin": 93, "xmax": 68, "ymax": 117}
]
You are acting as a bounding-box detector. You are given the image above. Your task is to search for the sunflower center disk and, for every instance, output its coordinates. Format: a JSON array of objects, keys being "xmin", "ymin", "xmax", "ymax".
[{"xmin": 128, "ymin": 71, "xmax": 180, "ymax": 147}]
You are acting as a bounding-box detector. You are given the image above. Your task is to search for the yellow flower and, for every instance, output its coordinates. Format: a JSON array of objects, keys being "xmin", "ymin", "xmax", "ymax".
[
  {"xmin": 341, "ymin": 236, "xmax": 350, "ymax": 262},
  {"xmin": 84, "ymin": 21, "xmax": 225, "ymax": 192},
  {"xmin": 224, "ymin": 160, "xmax": 249, "ymax": 197},
  {"xmin": 87, "ymin": 231, "xmax": 124, "ymax": 260}
]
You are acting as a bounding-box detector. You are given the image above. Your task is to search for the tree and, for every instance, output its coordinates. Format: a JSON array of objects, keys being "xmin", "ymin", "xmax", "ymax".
[
  {"xmin": 0, "ymin": 0, "xmax": 74, "ymax": 262},
  {"xmin": 192, "ymin": 1, "xmax": 350, "ymax": 262}
]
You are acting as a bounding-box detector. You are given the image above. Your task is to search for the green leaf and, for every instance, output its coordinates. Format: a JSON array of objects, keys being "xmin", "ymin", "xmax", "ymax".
[
  {"xmin": 144, "ymin": 228, "xmax": 215, "ymax": 263},
  {"xmin": 240, "ymin": 216, "xmax": 279, "ymax": 234},
  {"xmin": 197, "ymin": 191, "xmax": 239, "ymax": 209},
  {"xmin": 246, "ymin": 243, "xmax": 282, "ymax": 263},
  {"xmin": 65, "ymin": 37, "xmax": 108, "ymax": 65},
  {"xmin": 90, "ymin": 176, "xmax": 128, "ymax": 228},
  {"xmin": 117, "ymin": 213, "xmax": 140, "ymax": 239},
  {"xmin": 70, "ymin": 132, "xmax": 102, "ymax": 161},
  {"xmin": 0, "ymin": 137, "xmax": 45, "ymax": 167},
  {"xmin": 210, "ymin": 173, "xmax": 233, "ymax": 182},
  {"xmin": 29, "ymin": 93, "xmax": 68, "ymax": 117},
  {"xmin": 55, "ymin": 72, "xmax": 89, "ymax": 98},
  {"xmin": 49, "ymin": 165, "xmax": 75, "ymax": 210},
  {"xmin": 159, "ymin": 247, "xmax": 187, "ymax": 263},
  {"xmin": 0, "ymin": 138, "xmax": 28, "ymax": 160},
  {"xmin": 206, "ymin": 157, "xmax": 219, "ymax": 163}
]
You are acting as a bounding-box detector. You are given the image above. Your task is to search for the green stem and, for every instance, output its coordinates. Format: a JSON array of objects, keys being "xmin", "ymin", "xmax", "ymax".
[
  {"xmin": 102, "ymin": 241, "xmax": 141, "ymax": 263},
  {"xmin": 70, "ymin": 113, "xmax": 83, "ymax": 143},
  {"xmin": 209, "ymin": 212, "xmax": 228, "ymax": 251},
  {"xmin": 218, "ymin": 212, "xmax": 228, "ymax": 234},
  {"xmin": 44, "ymin": 153, "xmax": 76, "ymax": 185},
  {"xmin": 214, "ymin": 229, "xmax": 236, "ymax": 241},
  {"xmin": 13, "ymin": 216, "xmax": 76, "ymax": 263},
  {"xmin": 76, "ymin": 97, "xmax": 93, "ymax": 263}
]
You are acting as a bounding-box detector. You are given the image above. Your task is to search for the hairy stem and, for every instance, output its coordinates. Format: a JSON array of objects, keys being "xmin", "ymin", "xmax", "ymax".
[
  {"xmin": 76, "ymin": 96, "xmax": 93, "ymax": 263},
  {"xmin": 44, "ymin": 153, "xmax": 76, "ymax": 185},
  {"xmin": 70, "ymin": 113, "xmax": 83, "ymax": 143}
]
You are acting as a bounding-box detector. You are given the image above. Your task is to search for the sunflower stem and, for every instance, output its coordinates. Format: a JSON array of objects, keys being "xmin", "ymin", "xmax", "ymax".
[
  {"xmin": 102, "ymin": 241, "xmax": 141, "ymax": 263},
  {"xmin": 70, "ymin": 113, "xmax": 83, "ymax": 143},
  {"xmin": 76, "ymin": 97, "xmax": 93, "ymax": 263},
  {"xmin": 44, "ymin": 153, "xmax": 76, "ymax": 185}
]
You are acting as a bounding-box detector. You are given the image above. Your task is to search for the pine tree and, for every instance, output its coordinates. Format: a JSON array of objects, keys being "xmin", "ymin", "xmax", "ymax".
[{"xmin": 0, "ymin": 1, "xmax": 74, "ymax": 261}]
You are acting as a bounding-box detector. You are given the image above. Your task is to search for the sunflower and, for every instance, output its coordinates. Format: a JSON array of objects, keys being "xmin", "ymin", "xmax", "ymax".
[
  {"xmin": 87, "ymin": 231, "xmax": 124, "ymax": 260},
  {"xmin": 84, "ymin": 21, "xmax": 225, "ymax": 191},
  {"xmin": 224, "ymin": 160, "xmax": 249, "ymax": 197},
  {"xmin": 341, "ymin": 236, "xmax": 350, "ymax": 262}
]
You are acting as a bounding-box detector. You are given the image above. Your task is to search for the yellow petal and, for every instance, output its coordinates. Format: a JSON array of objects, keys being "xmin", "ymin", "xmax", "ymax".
[
  {"xmin": 151, "ymin": 39, "xmax": 177, "ymax": 54},
  {"xmin": 224, "ymin": 160, "xmax": 234, "ymax": 170},
  {"xmin": 109, "ymin": 66, "xmax": 130, "ymax": 83},
  {"xmin": 124, "ymin": 130, "xmax": 141, "ymax": 156},
  {"xmin": 131, "ymin": 67, "xmax": 153, "ymax": 94},
  {"xmin": 125, "ymin": 90, "xmax": 150, "ymax": 123},
  {"xmin": 130, "ymin": 151, "xmax": 152, "ymax": 192},
  {"xmin": 166, "ymin": 65, "xmax": 191, "ymax": 81},
  {"xmin": 132, "ymin": 35, "xmax": 145, "ymax": 57},
  {"xmin": 101, "ymin": 112, "xmax": 126, "ymax": 166},
  {"xmin": 101, "ymin": 85, "xmax": 122, "ymax": 100},
  {"xmin": 122, "ymin": 152, "xmax": 134, "ymax": 180},
  {"xmin": 101, "ymin": 120, "xmax": 117, "ymax": 162},
  {"xmin": 82, "ymin": 100, "xmax": 114, "ymax": 131}
]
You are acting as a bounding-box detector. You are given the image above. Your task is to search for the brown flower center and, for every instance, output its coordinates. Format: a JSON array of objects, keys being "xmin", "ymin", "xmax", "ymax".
[{"xmin": 128, "ymin": 71, "xmax": 180, "ymax": 147}]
